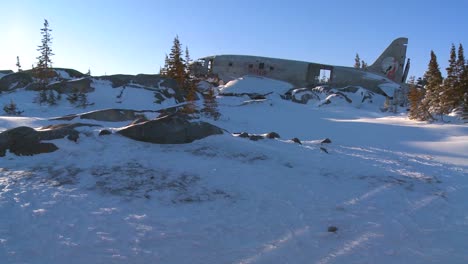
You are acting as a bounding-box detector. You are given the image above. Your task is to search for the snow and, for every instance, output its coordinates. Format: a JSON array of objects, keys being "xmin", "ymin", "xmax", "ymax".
[
  {"xmin": 55, "ymin": 69, "xmax": 71, "ymax": 79},
  {"xmin": 1, "ymin": 77, "xmax": 468, "ymax": 263}
]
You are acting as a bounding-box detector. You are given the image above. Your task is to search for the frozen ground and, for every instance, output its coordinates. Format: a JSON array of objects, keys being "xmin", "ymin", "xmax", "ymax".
[{"xmin": 0, "ymin": 77, "xmax": 467, "ymax": 263}]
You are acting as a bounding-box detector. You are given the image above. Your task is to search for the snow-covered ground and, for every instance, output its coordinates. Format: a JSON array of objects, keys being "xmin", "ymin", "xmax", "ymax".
[{"xmin": 1, "ymin": 77, "xmax": 467, "ymax": 263}]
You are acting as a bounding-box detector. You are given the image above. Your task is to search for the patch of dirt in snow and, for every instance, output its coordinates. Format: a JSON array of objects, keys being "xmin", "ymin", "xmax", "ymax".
[{"xmin": 90, "ymin": 162, "xmax": 231, "ymax": 203}]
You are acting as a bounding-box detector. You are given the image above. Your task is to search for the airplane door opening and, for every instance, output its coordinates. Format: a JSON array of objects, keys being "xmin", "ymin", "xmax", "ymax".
[{"xmin": 319, "ymin": 69, "xmax": 331, "ymax": 83}]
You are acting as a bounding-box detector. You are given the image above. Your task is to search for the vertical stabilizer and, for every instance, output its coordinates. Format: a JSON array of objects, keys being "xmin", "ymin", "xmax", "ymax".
[{"xmin": 368, "ymin": 38, "xmax": 408, "ymax": 83}]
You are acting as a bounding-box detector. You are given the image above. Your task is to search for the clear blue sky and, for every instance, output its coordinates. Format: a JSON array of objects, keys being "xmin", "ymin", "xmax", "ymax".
[{"xmin": 1, "ymin": 0, "xmax": 467, "ymax": 78}]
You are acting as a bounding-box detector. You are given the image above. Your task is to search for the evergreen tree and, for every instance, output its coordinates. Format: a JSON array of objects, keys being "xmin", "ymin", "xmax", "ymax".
[
  {"xmin": 422, "ymin": 50, "xmax": 443, "ymax": 118},
  {"xmin": 456, "ymin": 44, "xmax": 466, "ymax": 106},
  {"xmin": 182, "ymin": 46, "xmax": 197, "ymax": 114},
  {"xmin": 441, "ymin": 44, "xmax": 458, "ymax": 114},
  {"xmin": 36, "ymin": 19, "xmax": 56, "ymax": 104},
  {"xmin": 202, "ymin": 88, "xmax": 220, "ymax": 120},
  {"xmin": 167, "ymin": 35, "xmax": 186, "ymax": 88},
  {"xmin": 354, "ymin": 54, "xmax": 361, "ymax": 68},
  {"xmin": 16, "ymin": 56, "xmax": 22, "ymax": 72},
  {"xmin": 160, "ymin": 54, "xmax": 169, "ymax": 76},
  {"xmin": 361, "ymin": 60, "xmax": 368, "ymax": 70}
]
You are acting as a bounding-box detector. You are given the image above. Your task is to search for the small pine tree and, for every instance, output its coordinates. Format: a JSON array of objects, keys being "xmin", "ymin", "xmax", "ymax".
[
  {"xmin": 3, "ymin": 99, "xmax": 23, "ymax": 115},
  {"xmin": 354, "ymin": 53, "xmax": 361, "ymax": 68},
  {"xmin": 202, "ymin": 88, "xmax": 220, "ymax": 120},
  {"xmin": 422, "ymin": 50, "xmax": 443, "ymax": 118},
  {"xmin": 361, "ymin": 60, "xmax": 368, "ymax": 70},
  {"xmin": 16, "ymin": 56, "xmax": 22, "ymax": 72}
]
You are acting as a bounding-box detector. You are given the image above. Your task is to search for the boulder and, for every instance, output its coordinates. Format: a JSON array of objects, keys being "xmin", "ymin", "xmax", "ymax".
[
  {"xmin": 0, "ymin": 126, "xmax": 58, "ymax": 156},
  {"xmin": 117, "ymin": 115, "xmax": 223, "ymax": 144},
  {"xmin": 321, "ymin": 138, "xmax": 332, "ymax": 144},
  {"xmin": 265, "ymin": 132, "xmax": 280, "ymax": 139},
  {"xmin": 249, "ymin": 135, "xmax": 264, "ymax": 141},
  {"xmin": 0, "ymin": 72, "xmax": 33, "ymax": 91},
  {"xmin": 237, "ymin": 132, "xmax": 250, "ymax": 138}
]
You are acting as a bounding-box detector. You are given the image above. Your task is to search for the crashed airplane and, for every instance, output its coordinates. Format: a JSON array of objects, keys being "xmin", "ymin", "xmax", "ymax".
[{"xmin": 192, "ymin": 38, "xmax": 409, "ymax": 96}]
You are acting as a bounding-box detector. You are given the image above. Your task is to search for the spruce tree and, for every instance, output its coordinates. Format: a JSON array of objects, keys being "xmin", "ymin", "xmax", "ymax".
[
  {"xmin": 361, "ymin": 60, "xmax": 368, "ymax": 70},
  {"xmin": 456, "ymin": 44, "xmax": 466, "ymax": 107},
  {"xmin": 422, "ymin": 51, "xmax": 443, "ymax": 118},
  {"xmin": 354, "ymin": 54, "xmax": 361, "ymax": 68},
  {"xmin": 36, "ymin": 19, "xmax": 56, "ymax": 104},
  {"xmin": 202, "ymin": 88, "xmax": 220, "ymax": 120},
  {"xmin": 182, "ymin": 46, "xmax": 197, "ymax": 114},
  {"xmin": 441, "ymin": 44, "xmax": 458, "ymax": 114},
  {"xmin": 167, "ymin": 36, "xmax": 186, "ymax": 88}
]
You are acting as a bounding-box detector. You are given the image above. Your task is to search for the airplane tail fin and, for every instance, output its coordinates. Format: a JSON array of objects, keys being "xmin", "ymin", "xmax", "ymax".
[{"xmin": 368, "ymin": 38, "xmax": 408, "ymax": 83}]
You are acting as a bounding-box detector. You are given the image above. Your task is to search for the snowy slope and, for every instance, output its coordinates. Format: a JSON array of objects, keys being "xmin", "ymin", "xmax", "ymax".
[{"xmin": 0, "ymin": 77, "xmax": 468, "ymax": 264}]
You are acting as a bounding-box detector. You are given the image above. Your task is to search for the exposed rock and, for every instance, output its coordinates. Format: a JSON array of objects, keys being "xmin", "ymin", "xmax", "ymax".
[
  {"xmin": 45, "ymin": 78, "xmax": 94, "ymax": 94},
  {"xmin": 0, "ymin": 72, "xmax": 33, "ymax": 91},
  {"xmin": 321, "ymin": 138, "xmax": 332, "ymax": 144},
  {"xmin": 320, "ymin": 147, "xmax": 329, "ymax": 154},
  {"xmin": 327, "ymin": 226, "xmax": 338, "ymax": 233},
  {"xmin": 291, "ymin": 137, "xmax": 302, "ymax": 144},
  {"xmin": 11, "ymin": 142, "xmax": 58, "ymax": 156},
  {"xmin": 37, "ymin": 123, "xmax": 100, "ymax": 140},
  {"xmin": 80, "ymin": 109, "xmax": 139, "ymax": 122},
  {"xmin": 290, "ymin": 88, "xmax": 321, "ymax": 104},
  {"xmin": 0, "ymin": 70, "xmax": 14, "ymax": 75},
  {"xmin": 67, "ymin": 134, "xmax": 79, "ymax": 142},
  {"xmin": 99, "ymin": 130, "xmax": 112, "ymax": 136},
  {"xmin": 117, "ymin": 115, "xmax": 223, "ymax": 144},
  {"xmin": 265, "ymin": 132, "xmax": 280, "ymax": 139},
  {"xmin": 0, "ymin": 126, "xmax": 58, "ymax": 156},
  {"xmin": 249, "ymin": 135, "xmax": 264, "ymax": 141},
  {"xmin": 237, "ymin": 132, "xmax": 250, "ymax": 138},
  {"xmin": 129, "ymin": 115, "xmax": 148, "ymax": 125}
]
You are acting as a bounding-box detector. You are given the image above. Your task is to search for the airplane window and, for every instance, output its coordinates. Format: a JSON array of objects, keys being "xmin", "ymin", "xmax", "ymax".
[{"xmin": 259, "ymin": 63, "xmax": 265, "ymax": 69}]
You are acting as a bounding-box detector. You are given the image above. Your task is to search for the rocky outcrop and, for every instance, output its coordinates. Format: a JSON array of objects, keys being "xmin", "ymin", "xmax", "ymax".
[
  {"xmin": 44, "ymin": 78, "xmax": 94, "ymax": 94},
  {"xmin": 117, "ymin": 114, "xmax": 223, "ymax": 144},
  {"xmin": 0, "ymin": 123, "xmax": 100, "ymax": 156},
  {"xmin": 96, "ymin": 74, "xmax": 184, "ymax": 102},
  {"xmin": 80, "ymin": 109, "xmax": 140, "ymax": 122},
  {"xmin": 0, "ymin": 126, "xmax": 57, "ymax": 156},
  {"xmin": 0, "ymin": 72, "xmax": 33, "ymax": 91}
]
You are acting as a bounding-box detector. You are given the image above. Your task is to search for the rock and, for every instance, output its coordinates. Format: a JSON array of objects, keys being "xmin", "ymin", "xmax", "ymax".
[
  {"xmin": 0, "ymin": 72, "xmax": 33, "ymax": 91},
  {"xmin": 37, "ymin": 123, "xmax": 99, "ymax": 140},
  {"xmin": 45, "ymin": 78, "xmax": 94, "ymax": 94},
  {"xmin": 291, "ymin": 137, "xmax": 302, "ymax": 144},
  {"xmin": 249, "ymin": 135, "xmax": 264, "ymax": 141},
  {"xmin": 129, "ymin": 115, "xmax": 148, "ymax": 125},
  {"xmin": 67, "ymin": 134, "xmax": 79, "ymax": 142},
  {"xmin": 0, "ymin": 70, "xmax": 14, "ymax": 75},
  {"xmin": 99, "ymin": 130, "xmax": 112, "ymax": 136},
  {"xmin": 237, "ymin": 132, "xmax": 250, "ymax": 138},
  {"xmin": 0, "ymin": 126, "xmax": 58, "ymax": 156},
  {"xmin": 117, "ymin": 115, "xmax": 223, "ymax": 144},
  {"xmin": 320, "ymin": 147, "xmax": 329, "ymax": 154},
  {"xmin": 321, "ymin": 138, "xmax": 332, "ymax": 144},
  {"xmin": 80, "ymin": 109, "xmax": 139, "ymax": 122},
  {"xmin": 327, "ymin": 226, "xmax": 338, "ymax": 233},
  {"xmin": 11, "ymin": 142, "xmax": 58, "ymax": 156},
  {"xmin": 265, "ymin": 132, "xmax": 280, "ymax": 139},
  {"xmin": 290, "ymin": 88, "xmax": 320, "ymax": 104}
]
